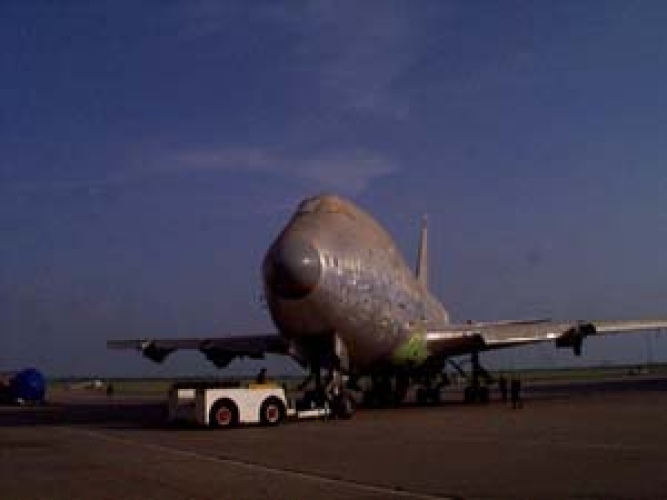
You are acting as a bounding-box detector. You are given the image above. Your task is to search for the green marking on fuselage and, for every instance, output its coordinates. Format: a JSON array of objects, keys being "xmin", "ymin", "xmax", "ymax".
[{"xmin": 391, "ymin": 330, "xmax": 429, "ymax": 364}]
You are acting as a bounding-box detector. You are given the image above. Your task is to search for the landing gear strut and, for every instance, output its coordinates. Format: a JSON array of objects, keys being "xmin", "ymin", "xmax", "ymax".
[
  {"xmin": 326, "ymin": 363, "xmax": 354, "ymax": 419},
  {"xmin": 463, "ymin": 351, "xmax": 491, "ymax": 403},
  {"xmin": 327, "ymin": 335, "xmax": 354, "ymax": 419},
  {"xmin": 361, "ymin": 371, "xmax": 410, "ymax": 407},
  {"xmin": 298, "ymin": 335, "xmax": 355, "ymax": 418},
  {"xmin": 298, "ymin": 363, "xmax": 327, "ymax": 408},
  {"xmin": 415, "ymin": 370, "xmax": 447, "ymax": 405}
]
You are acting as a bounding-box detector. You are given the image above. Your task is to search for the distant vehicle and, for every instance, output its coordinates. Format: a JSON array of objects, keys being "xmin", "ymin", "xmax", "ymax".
[
  {"xmin": 168, "ymin": 382, "xmax": 329, "ymax": 428},
  {"xmin": 109, "ymin": 194, "xmax": 667, "ymax": 417},
  {"xmin": 0, "ymin": 368, "xmax": 46, "ymax": 405},
  {"xmin": 67, "ymin": 379, "xmax": 105, "ymax": 391}
]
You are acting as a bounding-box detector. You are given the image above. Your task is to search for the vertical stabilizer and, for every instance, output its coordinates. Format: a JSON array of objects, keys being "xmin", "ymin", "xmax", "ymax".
[{"xmin": 416, "ymin": 215, "xmax": 428, "ymax": 289}]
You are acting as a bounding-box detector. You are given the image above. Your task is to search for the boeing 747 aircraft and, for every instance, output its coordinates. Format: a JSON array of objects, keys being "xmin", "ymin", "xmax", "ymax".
[{"xmin": 109, "ymin": 194, "xmax": 667, "ymax": 417}]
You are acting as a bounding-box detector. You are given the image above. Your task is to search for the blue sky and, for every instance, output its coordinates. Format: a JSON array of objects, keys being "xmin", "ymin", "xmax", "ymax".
[{"xmin": 2, "ymin": 1, "xmax": 667, "ymax": 376}]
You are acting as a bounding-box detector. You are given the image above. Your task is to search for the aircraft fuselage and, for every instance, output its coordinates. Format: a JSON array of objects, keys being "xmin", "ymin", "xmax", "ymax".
[{"xmin": 262, "ymin": 194, "xmax": 449, "ymax": 371}]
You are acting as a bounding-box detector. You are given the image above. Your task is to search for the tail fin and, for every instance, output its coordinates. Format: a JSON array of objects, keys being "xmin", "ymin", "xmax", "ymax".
[{"xmin": 416, "ymin": 215, "xmax": 428, "ymax": 289}]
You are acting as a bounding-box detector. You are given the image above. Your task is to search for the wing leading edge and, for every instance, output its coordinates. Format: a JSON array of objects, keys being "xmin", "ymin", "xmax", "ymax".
[
  {"xmin": 107, "ymin": 334, "xmax": 288, "ymax": 368},
  {"xmin": 109, "ymin": 320, "xmax": 667, "ymax": 368},
  {"xmin": 426, "ymin": 319, "xmax": 667, "ymax": 357}
]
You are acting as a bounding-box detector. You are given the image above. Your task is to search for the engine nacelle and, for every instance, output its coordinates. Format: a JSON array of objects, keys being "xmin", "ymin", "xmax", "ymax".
[
  {"xmin": 556, "ymin": 323, "xmax": 597, "ymax": 356},
  {"xmin": 200, "ymin": 348, "xmax": 235, "ymax": 369}
]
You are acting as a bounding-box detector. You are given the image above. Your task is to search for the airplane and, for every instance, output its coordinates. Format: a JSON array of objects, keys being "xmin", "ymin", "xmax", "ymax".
[{"xmin": 108, "ymin": 193, "xmax": 667, "ymax": 417}]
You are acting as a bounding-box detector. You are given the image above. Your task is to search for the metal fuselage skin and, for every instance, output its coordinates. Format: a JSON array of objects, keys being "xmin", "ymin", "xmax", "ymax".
[{"xmin": 262, "ymin": 194, "xmax": 450, "ymax": 371}]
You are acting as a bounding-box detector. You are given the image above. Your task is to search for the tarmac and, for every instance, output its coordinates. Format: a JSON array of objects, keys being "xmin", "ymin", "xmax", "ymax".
[{"xmin": 2, "ymin": 376, "xmax": 667, "ymax": 500}]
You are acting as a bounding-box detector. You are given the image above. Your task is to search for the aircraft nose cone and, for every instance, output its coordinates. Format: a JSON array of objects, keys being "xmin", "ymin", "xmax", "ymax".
[{"xmin": 263, "ymin": 237, "xmax": 321, "ymax": 299}]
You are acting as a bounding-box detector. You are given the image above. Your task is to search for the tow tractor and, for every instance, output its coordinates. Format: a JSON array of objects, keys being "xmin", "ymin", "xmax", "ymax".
[{"xmin": 168, "ymin": 381, "xmax": 331, "ymax": 428}]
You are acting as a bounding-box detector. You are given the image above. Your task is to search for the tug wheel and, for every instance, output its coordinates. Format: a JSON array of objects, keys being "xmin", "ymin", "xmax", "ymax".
[
  {"xmin": 260, "ymin": 397, "xmax": 285, "ymax": 426},
  {"xmin": 209, "ymin": 399, "xmax": 239, "ymax": 429}
]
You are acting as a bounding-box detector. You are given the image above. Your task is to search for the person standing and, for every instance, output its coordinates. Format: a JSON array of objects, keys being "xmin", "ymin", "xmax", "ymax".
[
  {"xmin": 498, "ymin": 374, "xmax": 508, "ymax": 403},
  {"xmin": 510, "ymin": 376, "xmax": 522, "ymax": 409}
]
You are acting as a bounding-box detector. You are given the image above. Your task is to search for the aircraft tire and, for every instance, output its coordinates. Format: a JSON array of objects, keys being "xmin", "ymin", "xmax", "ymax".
[
  {"xmin": 428, "ymin": 387, "xmax": 441, "ymax": 405},
  {"xmin": 479, "ymin": 386, "xmax": 489, "ymax": 403},
  {"xmin": 333, "ymin": 392, "xmax": 355, "ymax": 419}
]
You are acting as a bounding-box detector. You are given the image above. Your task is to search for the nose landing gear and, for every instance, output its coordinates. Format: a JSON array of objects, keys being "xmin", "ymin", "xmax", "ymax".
[{"xmin": 298, "ymin": 334, "xmax": 355, "ymax": 419}]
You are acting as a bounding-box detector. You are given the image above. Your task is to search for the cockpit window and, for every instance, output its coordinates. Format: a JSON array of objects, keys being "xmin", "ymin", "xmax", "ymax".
[
  {"xmin": 296, "ymin": 195, "xmax": 356, "ymax": 218},
  {"xmin": 297, "ymin": 197, "xmax": 322, "ymax": 213}
]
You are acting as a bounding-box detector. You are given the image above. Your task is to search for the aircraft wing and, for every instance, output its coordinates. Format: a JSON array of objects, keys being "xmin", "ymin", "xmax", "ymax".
[
  {"xmin": 107, "ymin": 334, "xmax": 288, "ymax": 368},
  {"xmin": 426, "ymin": 319, "xmax": 667, "ymax": 357}
]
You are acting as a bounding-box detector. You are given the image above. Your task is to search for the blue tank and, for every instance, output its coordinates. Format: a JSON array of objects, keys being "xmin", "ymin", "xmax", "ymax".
[{"xmin": 10, "ymin": 368, "xmax": 46, "ymax": 403}]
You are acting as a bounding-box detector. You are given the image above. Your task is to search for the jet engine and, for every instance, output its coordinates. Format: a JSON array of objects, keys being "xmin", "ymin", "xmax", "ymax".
[{"xmin": 556, "ymin": 323, "xmax": 597, "ymax": 356}]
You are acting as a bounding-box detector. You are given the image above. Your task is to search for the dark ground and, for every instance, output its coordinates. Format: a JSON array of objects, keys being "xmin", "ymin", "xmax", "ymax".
[{"xmin": 1, "ymin": 376, "xmax": 667, "ymax": 500}]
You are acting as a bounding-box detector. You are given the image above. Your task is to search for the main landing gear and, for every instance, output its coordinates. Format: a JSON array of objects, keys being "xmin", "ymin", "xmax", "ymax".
[
  {"xmin": 359, "ymin": 368, "xmax": 448, "ymax": 407},
  {"xmin": 361, "ymin": 373, "xmax": 404, "ymax": 407},
  {"xmin": 415, "ymin": 373, "xmax": 447, "ymax": 406},
  {"xmin": 450, "ymin": 351, "xmax": 492, "ymax": 403}
]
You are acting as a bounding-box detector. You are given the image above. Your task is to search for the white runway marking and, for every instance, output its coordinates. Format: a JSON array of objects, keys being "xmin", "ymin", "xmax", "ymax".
[{"xmin": 59, "ymin": 427, "xmax": 453, "ymax": 500}]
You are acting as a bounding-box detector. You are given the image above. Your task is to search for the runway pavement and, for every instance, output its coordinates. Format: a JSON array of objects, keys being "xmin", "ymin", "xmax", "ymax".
[{"xmin": 1, "ymin": 376, "xmax": 667, "ymax": 499}]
